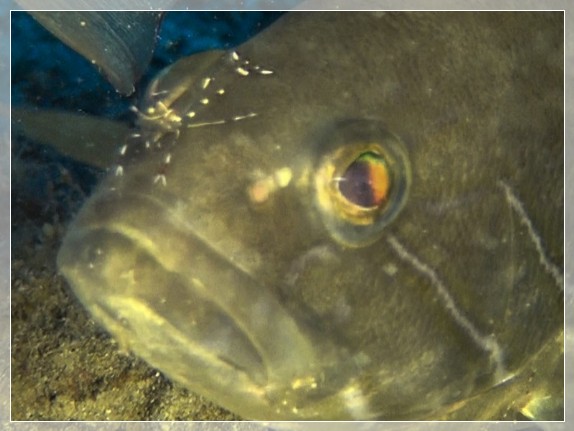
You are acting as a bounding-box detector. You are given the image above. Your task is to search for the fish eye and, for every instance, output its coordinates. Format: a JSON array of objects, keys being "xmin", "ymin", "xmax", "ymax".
[{"xmin": 314, "ymin": 119, "xmax": 411, "ymax": 247}]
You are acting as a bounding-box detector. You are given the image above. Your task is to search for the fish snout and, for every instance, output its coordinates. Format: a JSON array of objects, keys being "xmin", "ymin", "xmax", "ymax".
[{"xmin": 57, "ymin": 188, "xmax": 355, "ymax": 419}]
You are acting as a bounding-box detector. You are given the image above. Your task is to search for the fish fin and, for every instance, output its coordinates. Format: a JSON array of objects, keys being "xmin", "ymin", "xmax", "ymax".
[
  {"xmin": 29, "ymin": 11, "xmax": 163, "ymax": 95},
  {"xmin": 12, "ymin": 107, "xmax": 132, "ymax": 169}
]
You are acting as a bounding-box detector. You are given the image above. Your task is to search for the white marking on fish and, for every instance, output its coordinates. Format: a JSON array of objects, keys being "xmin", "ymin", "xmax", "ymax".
[
  {"xmin": 340, "ymin": 382, "xmax": 371, "ymax": 420},
  {"xmin": 387, "ymin": 234, "xmax": 507, "ymax": 380},
  {"xmin": 153, "ymin": 174, "xmax": 167, "ymax": 186},
  {"xmin": 187, "ymin": 120, "xmax": 227, "ymax": 128},
  {"xmin": 498, "ymin": 180, "xmax": 563, "ymax": 290},
  {"xmin": 201, "ymin": 77, "xmax": 212, "ymax": 89},
  {"xmin": 236, "ymin": 67, "xmax": 249, "ymax": 76},
  {"xmin": 149, "ymin": 89, "xmax": 169, "ymax": 97},
  {"xmin": 167, "ymin": 113, "xmax": 181, "ymax": 123},
  {"xmin": 232, "ymin": 112, "xmax": 258, "ymax": 121}
]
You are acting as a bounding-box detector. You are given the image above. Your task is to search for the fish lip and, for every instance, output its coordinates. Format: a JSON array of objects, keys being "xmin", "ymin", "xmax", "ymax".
[
  {"xmin": 57, "ymin": 187, "xmax": 338, "ymax": 417},
  {"xmin": 58, "ymin": 188, "xmax": 268, "ymax": 381}
]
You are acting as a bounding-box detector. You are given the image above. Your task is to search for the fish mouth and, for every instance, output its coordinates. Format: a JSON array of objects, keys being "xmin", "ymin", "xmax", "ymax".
[{"xmin": 57, "ymin": 187, "xmax": 345, "ymax": 418}]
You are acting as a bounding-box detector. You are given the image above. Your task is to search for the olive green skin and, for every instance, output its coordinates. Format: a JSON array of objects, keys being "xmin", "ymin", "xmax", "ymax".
[{"xmin": 58, "ymin": 12, "xmax": 563, "ymax": 420}]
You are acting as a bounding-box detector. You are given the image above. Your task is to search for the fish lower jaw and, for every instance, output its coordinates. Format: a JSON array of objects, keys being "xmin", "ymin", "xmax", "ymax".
[{"xmin": 56, "ymin": 194, "xmax": 362, "ymax": 419}]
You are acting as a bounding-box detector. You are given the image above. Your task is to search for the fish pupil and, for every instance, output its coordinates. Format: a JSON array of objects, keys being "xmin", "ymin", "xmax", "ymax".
[{"xmin": 338, "ymin": 151, "xmax": 389, "ymax": 208}]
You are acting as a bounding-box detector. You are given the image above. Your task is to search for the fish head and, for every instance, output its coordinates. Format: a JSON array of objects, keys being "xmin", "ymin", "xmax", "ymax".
[{"xmin": 57, "ymin": 12, "xmax": 563, "ymax": 420}]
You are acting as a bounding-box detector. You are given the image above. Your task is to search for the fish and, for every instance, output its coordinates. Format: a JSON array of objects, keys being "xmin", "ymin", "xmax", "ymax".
[{"xmin": 54, "ymin": 12, "xmax": 563, "ymax": 420}]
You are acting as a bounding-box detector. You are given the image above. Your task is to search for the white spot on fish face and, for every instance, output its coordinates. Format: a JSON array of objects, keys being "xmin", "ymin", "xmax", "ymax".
[
  {"xmin": 232, "ymin": 112, "xmax": 257, "ymax": 122},
  {"xmin": 274, "ymin": 167, "xmax": 292, "ymax": 187},
  {"xmin": 153, "ymin": 174, "xmax": 167, "ymax": 186},
  {"xmin": 383, "ymin": 262, "xmax": 398, "ymax": 276},
  {"xmin": 247, "ymin": 166, "xmax": 293, "ymax": 205},
  {"xmin": 235, "ymin": 67, "xmax": 249, "ymax": 76},
  {"xmin": 201, "ymin": 77, "xmax": 212, "ymax": 89}
]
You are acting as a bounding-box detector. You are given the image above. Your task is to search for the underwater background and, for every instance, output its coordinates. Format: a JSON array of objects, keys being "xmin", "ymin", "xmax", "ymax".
[{"xmin": 11, "ymin": 11, "xmax": 284, "ymax": 420}]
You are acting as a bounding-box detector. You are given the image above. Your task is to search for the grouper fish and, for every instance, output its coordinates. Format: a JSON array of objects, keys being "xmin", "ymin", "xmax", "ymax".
[{"xmin": 55, "ymin": 12, "xmax": 564, "ymax": 420}]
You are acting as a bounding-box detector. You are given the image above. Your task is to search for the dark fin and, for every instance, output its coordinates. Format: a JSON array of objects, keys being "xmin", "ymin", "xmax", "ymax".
[
  {"xmin": 30, "ymin": 11, "xmax": 163, "ymax": 95},
  {"xmin": 12, "ymin": 107, "xmax": 132, "ymax": 169}
]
